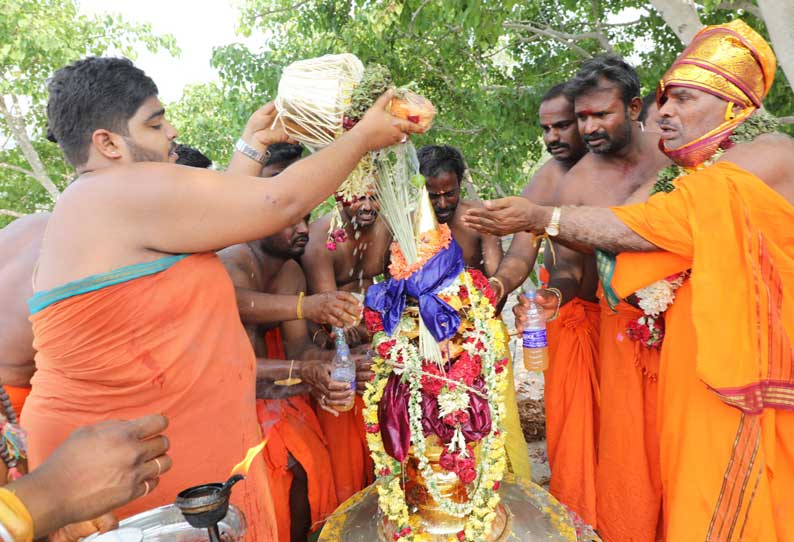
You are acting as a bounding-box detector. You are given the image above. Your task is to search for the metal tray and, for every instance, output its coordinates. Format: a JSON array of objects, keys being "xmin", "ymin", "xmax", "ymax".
[{"xmin": 84, "ymin": 504, "xmax": 245, "ymax": 542}]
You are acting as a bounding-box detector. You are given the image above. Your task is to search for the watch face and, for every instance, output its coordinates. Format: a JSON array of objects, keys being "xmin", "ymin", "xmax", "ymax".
[{"xmin": 546, "ymin": 225, "xmax": 559, "ymax": 236}]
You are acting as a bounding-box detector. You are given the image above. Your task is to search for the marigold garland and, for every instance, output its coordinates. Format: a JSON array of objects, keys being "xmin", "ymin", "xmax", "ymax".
[
  {"xmin": 363, "ymin": 269, "xmax": 509, "ymax": 542},
  {"xmin": 388, "ymin": 225, "xmax": 452, "ymax": 280}
]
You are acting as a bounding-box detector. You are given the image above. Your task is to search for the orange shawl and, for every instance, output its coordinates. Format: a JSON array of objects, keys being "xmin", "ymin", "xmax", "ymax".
[
  {"xmin": 613, "ymin": 162, "xmax": 794, "ymax": 412},
  {"xmin": 23, "ymin": 254, "xmax": 276, "ymax": 541}
]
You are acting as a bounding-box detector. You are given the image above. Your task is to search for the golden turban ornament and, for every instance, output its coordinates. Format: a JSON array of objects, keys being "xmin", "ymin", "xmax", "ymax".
[{"xmin": 657, "ymin": 19, "xmax": 777, "ymax": 167}]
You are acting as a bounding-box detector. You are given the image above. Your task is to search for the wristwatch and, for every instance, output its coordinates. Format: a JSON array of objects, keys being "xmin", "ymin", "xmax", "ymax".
[
  {"xmin": 235, "ymin": 138, "xmax": 270, "ymax": 165},
  {"xmin": 545, "ymin": 206, "xmax": 562, "ymax": 237}
]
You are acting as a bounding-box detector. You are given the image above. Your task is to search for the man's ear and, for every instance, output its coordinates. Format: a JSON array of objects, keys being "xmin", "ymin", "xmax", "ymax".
[
  {"xmin": 91, "ymin": 129, "xmax": 124, "ymax": 161},
  {"xmin": 628, "ymin": 96, "xmax": 643, "ymax": 121}
]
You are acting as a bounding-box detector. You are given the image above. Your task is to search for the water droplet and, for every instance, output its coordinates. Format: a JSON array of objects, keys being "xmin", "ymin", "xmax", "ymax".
[
  {"xmin": 353, "ymin": 247, "xmax": 358, "ymax": 256},
  {"xmin": 355, "ymin": 231, "xmax": 362, "ymax": 240},
  {"xmin": 348, "ymin": 269, "xmax": 355, "ymax": 277}
]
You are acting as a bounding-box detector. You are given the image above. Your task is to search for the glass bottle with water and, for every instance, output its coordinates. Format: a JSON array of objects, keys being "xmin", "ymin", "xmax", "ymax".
[
  {"xmin": 522, "ymin": 289, "xmax": 549, "ymax": 371},
  {"xmin": 330, "ymin": 326, "xmax": 356, "ymax": 412}
]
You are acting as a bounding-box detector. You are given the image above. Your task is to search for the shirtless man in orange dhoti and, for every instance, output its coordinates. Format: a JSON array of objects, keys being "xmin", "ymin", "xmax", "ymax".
[
  {"xmin": 220, "ymin": 143, "xmax": 365, "ymax": 541},
  {"xmin": 502, "ymin": 57, "xmax": 670, "ymax": 532},
  {"xmin": 22, "ymin": 56, "xmax": 423, "ymax": 542},
  {"xmin": 466, "ymin": 19, "xmax": 794, "ymax": 541}
]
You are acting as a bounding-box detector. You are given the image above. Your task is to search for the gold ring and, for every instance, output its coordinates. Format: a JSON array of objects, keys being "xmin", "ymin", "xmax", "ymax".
[
  {"xmin": 143, "ymin": 480, "xmax": 151, "ymax": 497},
  {"xmin": 154, "ymin": 457, "xmax": 162, "ymax": 477}
]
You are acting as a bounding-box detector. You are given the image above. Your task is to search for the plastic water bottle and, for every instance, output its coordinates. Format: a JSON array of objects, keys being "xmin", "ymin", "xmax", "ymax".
[
  {"xmin": 330, "ymin": 327, "xmax": 356, "ymax": 412},
  {"xmin": 522, "ymin": 289, "xmax": 549, "ymax": 371}
]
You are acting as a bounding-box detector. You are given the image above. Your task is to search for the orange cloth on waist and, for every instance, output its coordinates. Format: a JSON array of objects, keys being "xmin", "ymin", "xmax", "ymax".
[
  {"xmin": 2, "ymin": 385, "xmax": 30, "ymax": 419},
  {"xmin": 544, "ymin": 297, "xmax": 600, "ymax": 527},
  {"xmin": 22, "ymin": 254, "xmax": 276, "ymax": 542},
  {"xmin": 316, "ymin": 395, "xmax": 373, "ymax": 503},
  {"xmin": 596, "ymin": 296, "xmax": 663, "ymax": 542},
  {"xmin": 257, "ymin": 328, "xmax": 338, "ymax": 541},
  {"xmin": 612, "ymin": 162, "xmax": 794, "ymax": 540}
]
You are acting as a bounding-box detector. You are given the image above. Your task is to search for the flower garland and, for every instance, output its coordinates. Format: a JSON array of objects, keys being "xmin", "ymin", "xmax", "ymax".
[
  {"xmin": 363, "ymin": 269, "xmax": 508, "ymax": 542},
  {"xmin": 388, "ymin": 224, "xmax": 452, "ymax": 280},
  {"xmin": 628, "ymin": 111, "xmax": 779, "ymax": 348}
]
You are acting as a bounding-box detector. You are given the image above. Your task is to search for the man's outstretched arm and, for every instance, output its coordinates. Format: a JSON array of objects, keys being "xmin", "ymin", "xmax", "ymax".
[{"xmin": 462, "ymin": 196, "xmax": 658, "ymax": 254}]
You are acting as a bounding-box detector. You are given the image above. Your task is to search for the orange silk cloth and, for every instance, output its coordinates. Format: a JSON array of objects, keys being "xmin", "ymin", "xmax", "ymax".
[
  {"xmin": 315, "ymin": 395, "xmax": 373, "ymax": 504},
  {"xmin": 544, "ymin": 298, "xmax": 600, "ymax": 527},
  {"xmin": 596, "ymin": 297, "xmax": 663, "ymax": 542},
  {"xmin": 657, "ymin": 19, "xmax": 776, "ymax": 167},
  {"xmin": 257, "ymin": 328, "xmax": 338, "ymax": 540},
  {"xmin": 22, "ymin": 254, "xmax": 277, "ymax": 541},
  {"xmin": 3, "ymin": 385, "xmax": 30, "ymax": 419},
  {"xmin": 612, "ymin": 162, "xmax": 794, "ymax": 540}
]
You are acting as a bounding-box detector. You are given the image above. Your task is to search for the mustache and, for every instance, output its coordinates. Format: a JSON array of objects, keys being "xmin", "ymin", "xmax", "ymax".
[
  {"xmin": 658, "ymin": 119, "xmax": 675, "ymax": 129},
  {"xmin": 583, "ymin": 131, "xmax": 610, "ymax": 143},
  {"xmin": 546, "ymin": 142, "xmax": 570, "ymax": 152}
]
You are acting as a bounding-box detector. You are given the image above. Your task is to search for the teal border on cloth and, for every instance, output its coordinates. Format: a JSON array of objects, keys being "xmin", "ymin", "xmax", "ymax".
[{"xmin": 28, "ymin": 254, "xmax": 188, "ymax": 315}]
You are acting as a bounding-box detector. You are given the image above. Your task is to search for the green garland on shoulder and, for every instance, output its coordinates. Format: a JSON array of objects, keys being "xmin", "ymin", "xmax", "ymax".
[{"xmin": 650, "ymin": 110, "xmax": 781, "ymax": 196}]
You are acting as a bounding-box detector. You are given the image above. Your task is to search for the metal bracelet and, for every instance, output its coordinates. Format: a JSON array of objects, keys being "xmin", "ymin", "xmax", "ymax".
[{"xmin": 234, "ymin": 138, "xmax": 270, "ymax": 165}]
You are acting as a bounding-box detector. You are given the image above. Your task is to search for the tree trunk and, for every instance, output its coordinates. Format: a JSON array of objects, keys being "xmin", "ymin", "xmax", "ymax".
[
  {"xmin": 0, "ymin": 96, "xmax": 61, "ymax": 202},
  {"xmin": 649, "ymin": 0, "xmax": 703, "ymax": 45},
  {"xmin": 757, "ymin": 0, "xmax": 794, "ymax": 90}
]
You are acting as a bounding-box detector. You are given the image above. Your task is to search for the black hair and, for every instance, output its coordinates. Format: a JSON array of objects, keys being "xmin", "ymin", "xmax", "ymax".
[
  {"xmin": 564, "ymin": 55, "xmax": 640, "ymax": 107},
  {"xmin": 417, "ymin": 145, "xmax": 465, "ymax": 182},
  {"xmin": 175, "ymin": 144, "xmax": 212, "ymax": 169},
  {"xmin": 265, "ymin": 142, "xmax": 304, "ymax": 167},
  {"xmin": 46, "ymin": 57, "xmax": 159, "ymax": 167},
  {"xmin": 541, "ymin": 82, "xmax": 570, "ymax": 104},
  {"xmin": 639, "ymin": 92, "xmax": 657, "ymax": 123}
]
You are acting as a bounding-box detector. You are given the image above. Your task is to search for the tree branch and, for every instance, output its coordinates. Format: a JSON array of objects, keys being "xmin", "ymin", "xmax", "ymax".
[
  {"xmin": 715, "ymin": 1, "xmax": 762, "ymax": 18},
  {"xmin": 649, "ymin": 0, "xmax": 703, "ymax": 44},
  {"xmin": 0, "ymin": 209, "xmax": 26, "ymax": 218},
  {"xmin": 0, "ymin": 162, "xmax": 37, "ymax": 179},
  {"xmin": 253, "ymin": 0, "xmax": 311, "ymax": 20},
  {"xmin": 778, "ymin": 116, "xmax": 794, "ymax": 125},
  {"xmin": 757, "ymin": 0, "xmax": 794, "ymax": 90},
  {"xmin": 408, "ymin": 0, "xmax": 433, "ymax": 35},
  {"xmin": 502, "ymin": 21, "xmax": 598, "ymax": 58},
  {"xmin": 0, "ymin": 92, "xmax": 61, "ymax": 201},
  {"xmin": 589, "ymin": 0, "xmax": 616, "ymax": 54}
]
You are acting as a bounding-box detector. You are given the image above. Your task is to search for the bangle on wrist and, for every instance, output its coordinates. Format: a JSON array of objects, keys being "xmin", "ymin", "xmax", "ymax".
[
  {"xmin": 545, "ymin": 287, "xmax": 563, "ymax": 321},
  {"xmin": 488, "ymin": 277, "xmax": 505, "ymax": 301},
  {"xmin": 235, "ymin": 138, "xmax": 270, "ymax": 165},
  {"xmin": 296, "ymin": 291, "xmax": 305, "ymax": 320},
  {"xmin": 0, "ymin": 488, "xmax": 34, "ymax": 542}
]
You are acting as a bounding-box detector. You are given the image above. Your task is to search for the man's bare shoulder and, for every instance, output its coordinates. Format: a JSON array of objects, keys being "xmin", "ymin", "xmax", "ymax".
[
  {"xmin": 719, "ymin": 132, "xmax": 794, "ymax": 191},
  {"xmin": 217, "ymin": 243, "xmax": 254, "ymax": 273},
  {"xmin": 521, "ymin": 159, "xmax": 568, "ymax": 204},
  {"xmin": 0, "ymin": 212, "xmax": 50, "ymax": 247}
]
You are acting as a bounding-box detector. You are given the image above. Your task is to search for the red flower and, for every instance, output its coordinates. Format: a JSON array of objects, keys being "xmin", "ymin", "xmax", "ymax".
[
  {"xmin": 325, "ymin": 240, "xmax": 337, "ymax": 251},
  {"xmin": 332, "ymin": 228, "xmax": 348, "ymax": 243},
  {"xmin": 377, "ymin": 340, "xmax": 396, "ymax": 358},
  {"xmin": 421, "ymin": 362, "xmax": 445, "ymax": 396},
  {"xmin": 448, "ymin": 352, "xmax": 481, "ymax": 386},
  {"xmin": 458, "ymin": 467, "xmax": 476, "ymax": 484},
  {"xmin": 379, "ymin": 467, "xmax": 391, "ymax": 476},
  {"xmin": 364, "ymin": 308, "xmax": 384, "ymax": 334},
  {"xmin": 442, "ymin": 413, "xmax": 457, "ymax": 426},
  {"xmin": 439, "ymin": 449, "xmax": 456, "ymax": 471},
  {"xmin": 457, "ymin": 531, "xmax": 466, "ymax": 542},
  {"xmin": 342, "ymin": 116, "xmax": 358, "ymax": 130},
  {"xmin": 467, "ymin": 269, "xmax": 497, "ymax": 306},
  {"xmin": 492, "ymin": 481, "xmax": 501, "ymax": 491},
  {"xmin": 455, "ymin": 410, "xmax": 470, "ymax": 424},
  {"xmin": 454, "ymin": 449, "xmax": 475, "ymax": 472},
  {"xmin": 366, "ymin": 423, "xmax": 380, "ymax": 434},
  {"xmin": 457, "ymin": 285, "xmax": 470, "ymax": 303},
  {"xmin": 494, "ymin": 358, "xmax": 508, "ymax": 374}
]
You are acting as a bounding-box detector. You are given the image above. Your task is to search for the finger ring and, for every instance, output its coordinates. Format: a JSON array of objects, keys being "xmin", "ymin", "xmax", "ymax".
[
  {"xmin": 400, "ymin": 134, "xmax": 408, "ymax": 144},
  {"xmin": 154, "ymin": 457, "xmax": 163, "ymax": 477},
  {"xmin": 143, "ymin": 480, "xmax": 151, "ymax": 497}
]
